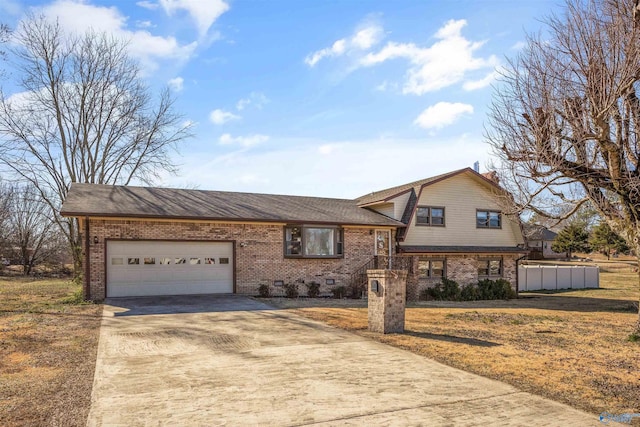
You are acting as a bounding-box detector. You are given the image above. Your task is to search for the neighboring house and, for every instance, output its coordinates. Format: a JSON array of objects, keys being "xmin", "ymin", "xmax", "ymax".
[
  {"xmin": 522, "ymin": 224, "xmax": 567, "ymax": 259},
  {"xmin": 356, "ymin": 168, "xmax": 527, "ymax": 298},
  {"xmin": 60, "ymin": 167, "xmax": 527, "ymax": 301}
]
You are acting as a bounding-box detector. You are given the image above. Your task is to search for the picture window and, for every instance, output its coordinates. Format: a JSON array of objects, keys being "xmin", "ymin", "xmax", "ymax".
[{"xmin": 284, "ymin": 225, "xmax": 344, "ymax": 258}]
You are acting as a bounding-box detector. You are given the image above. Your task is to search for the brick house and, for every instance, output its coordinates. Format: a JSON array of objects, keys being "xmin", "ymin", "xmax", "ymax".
[{"xmin": 61, "ymin": 167, "xmax": 527, "ymax": 301}]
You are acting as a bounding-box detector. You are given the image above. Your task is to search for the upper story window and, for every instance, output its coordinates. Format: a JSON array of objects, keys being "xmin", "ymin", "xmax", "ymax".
[
  {"xmin": 476, "ymin": 210, "xmax": 501, "ymax": 228},
  {"xmin": 416, "ymin": 206, "xmax": 445, "ymax": 226},
  {"xmin": 284, "ymin": 225, "xmax": 344, "ymax": 258}
]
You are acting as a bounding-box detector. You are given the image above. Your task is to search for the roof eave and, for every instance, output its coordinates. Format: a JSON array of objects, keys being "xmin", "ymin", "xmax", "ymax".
[{"xmin": 60, "ymin": 211, "xmax": 402, "ymax": 227}]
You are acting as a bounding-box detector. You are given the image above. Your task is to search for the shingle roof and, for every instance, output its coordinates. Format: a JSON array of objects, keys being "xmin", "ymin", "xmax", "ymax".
[
  {"xmin": 522, "ymin": 224, "xmax": 558, "ymax": 241},
  {"xmin": 356, "ymin": 168, "xmax": 489, "ymax": 206},
  {"xmin": 60, "ymin": 183, "xmax": 403, "ymax": 227},
  {"xmin": 399, "ymin": 245, "xmax": 528, "ymax": 254}
]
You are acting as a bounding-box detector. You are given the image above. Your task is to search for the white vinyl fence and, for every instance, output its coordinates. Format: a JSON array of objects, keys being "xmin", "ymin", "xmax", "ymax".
[{"xmin": 518, "ymin": 265, "xmax": 599, "ymax": 291}]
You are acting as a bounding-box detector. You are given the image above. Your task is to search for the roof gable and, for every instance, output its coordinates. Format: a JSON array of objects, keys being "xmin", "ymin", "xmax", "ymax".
[{"xmin": 355, "ymin": 168, "xmax": 502, "ymax": 206}]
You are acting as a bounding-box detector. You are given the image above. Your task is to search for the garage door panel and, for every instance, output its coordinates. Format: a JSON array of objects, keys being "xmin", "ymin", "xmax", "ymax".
[{"xmin": 106, "ymin": 241, "xmax": 233, "ymax": 297}]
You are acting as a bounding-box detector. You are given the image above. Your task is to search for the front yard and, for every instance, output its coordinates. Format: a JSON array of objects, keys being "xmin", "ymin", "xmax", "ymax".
[
  {"xmin": 264, "ymin": 270, "xmax": 640, "ymax": 421},
  {"xmin": 0, "ymin": 277, "xmax": 102, "ymax": 427}
]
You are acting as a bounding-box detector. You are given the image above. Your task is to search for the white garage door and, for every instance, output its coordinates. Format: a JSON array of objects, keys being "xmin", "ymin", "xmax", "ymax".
[{"xmin": 106, "ymin": 240, "xmax": 234, "ymax": 297}]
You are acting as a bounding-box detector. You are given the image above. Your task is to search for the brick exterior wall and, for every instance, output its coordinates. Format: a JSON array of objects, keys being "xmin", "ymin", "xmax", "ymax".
[
  {"xmin": 405, "ymin": 254, "xmax": 520, "ymax": 301},
  {"xmin": 83, "ymin": 219, "xmax": 383, "ymax": 300}
]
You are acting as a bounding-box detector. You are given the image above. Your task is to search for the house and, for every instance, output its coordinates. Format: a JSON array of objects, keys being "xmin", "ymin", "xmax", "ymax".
[
  {"xmin": 60, "ymin": 167, "xmax": 527, "ymax": 301},
  {"xmin": 522, "ymin": 224, "xmax": 567, "ymax": 259},
  {"xmin": 356, "ymin": 168, "xmax": 527, "ymax": 299}
]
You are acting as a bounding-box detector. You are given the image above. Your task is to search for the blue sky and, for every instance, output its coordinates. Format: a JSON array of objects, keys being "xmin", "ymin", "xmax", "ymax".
[{"xmin": 0, "ymin": 0, "xmax": 561, "ymax": 198}]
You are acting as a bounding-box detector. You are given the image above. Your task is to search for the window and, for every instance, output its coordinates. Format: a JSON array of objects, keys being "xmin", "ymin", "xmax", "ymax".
[
  {"xmin": 284, "ymin": 225, "xmax": 344, "ymax": 258},
  {"xmin": 204, "ymin": 257, "xmax": 216, "ymax": 264},
  {"xmin": 417, "ymin": 258, "xmax": 446, "ymax": 279},
  {"xmin": 416, "ymin": 206, "xmax": 445, "ymax": 226},
  {"xmin": 144, "ymin": 257, "xmax": 155, "ymax": 265},
  {"xmin": 111, "ymin": 257, "xmax": 124, "ymax": 266},
  {"xmin": 478, "ymin": 258, "xmax": 502, "ymax": 277},
  {"xmin": 189, "ymin": 257, "xmax": 201, "ymax": 265},
  {"xmin": 159, "ymin": 258, "xmax": 171, "ymax": 265},
  {"xmin": 219, "ymin": 257, "xmax": 229, "ymax": 264},
  {"xmin": 175, "ymin": 257, "xmax": 186, "ymax": 265},
  {"xmin": 128, "ymin": 258, "xmax": 139, "ymax": 265},
  {"xmin": 476, "ymin": 210, "xmax": 501, "ymax": 228}
]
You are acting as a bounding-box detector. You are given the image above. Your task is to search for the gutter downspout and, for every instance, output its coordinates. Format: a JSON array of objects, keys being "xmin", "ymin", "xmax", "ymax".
[
  {"xmin": 515, "ymin": 253, "xmax": 528, "ymax": 297},
  {"xmin": 84, "ymin": 216, "xmax": 91, "ymax": 300}
]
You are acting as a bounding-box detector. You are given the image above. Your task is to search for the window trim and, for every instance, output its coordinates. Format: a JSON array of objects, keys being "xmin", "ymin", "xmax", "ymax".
[
  {"xmin": 417, "ymin": 257, "xmax": 447, "ymax": 279},
  {"xmin": 415, "ymin": 206, "xmax": 446, "ymax": 227},
  {"xmin": 283, "ymin": 225, "xmax": 344, "ymax": 259},
  {"xmin": 476, "ymin": 209, "xmax": 502, "ymax": 229},
  {"xmin": 477, "ymin": 257, "xmax": 503, "ymax": 278}
]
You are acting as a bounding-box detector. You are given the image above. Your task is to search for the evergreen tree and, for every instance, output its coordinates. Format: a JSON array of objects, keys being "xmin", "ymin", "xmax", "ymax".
[
  {"xmin": 552, "ymin": 223, "xmax": 590, "ymax": 258},
  {"xmin": 589, "ymin": 223, "xmax": 629, "ymax": 260}
]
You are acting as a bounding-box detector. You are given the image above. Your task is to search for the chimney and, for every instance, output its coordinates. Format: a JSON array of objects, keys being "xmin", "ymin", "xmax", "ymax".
[{"xmin": 473, "ymin": 161, "xmax": 480, "ymax": 173}]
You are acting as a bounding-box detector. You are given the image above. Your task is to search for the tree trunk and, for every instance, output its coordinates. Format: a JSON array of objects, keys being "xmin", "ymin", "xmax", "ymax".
[{"xmin": 635, "ymin": 256, "xmax": 640, "ymax": 337}]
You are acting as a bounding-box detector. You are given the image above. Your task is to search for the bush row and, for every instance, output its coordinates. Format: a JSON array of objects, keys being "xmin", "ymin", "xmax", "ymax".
[
  {"xmin": 257, "ymin": 282, "xmax": 349, "ymax": 299},
  {"xmin": 420, "ymin": 278, "xmax": 516, "ymax": 301}
]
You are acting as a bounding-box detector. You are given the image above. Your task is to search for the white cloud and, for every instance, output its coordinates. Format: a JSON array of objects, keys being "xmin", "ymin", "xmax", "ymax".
[
  {"xmin": 414, "ymin": 102, "xmax": 474, "ymax": 130},
  {"xmin": 463, "ymin": 70, "xmax": 499, "ymax": 91},
  {"xmin": 168, "ymin": 76, "xmax": 184, "ymax": 92},
  {"xmin": 318, "ymin": 144, "xmax": 338, "ymax": 155},
  {"xmin": 218, "ymin": 133, "xmax": 269, "ymax": 148},
  {"xmin": 305, "ymin": 22, "xmax": 383, "ymax": 67},
  {"xmin": 159, "ymin": 0, "xmax": 229, "ymax": 37},
  {"xmin": 136, "ymin": 1, "xmax": 159, "ymax": 10},
  {"xmin": 136, "ymin": 20, "xmax": 155, "ymax": 29},
  {"xmin": 236, "ymin": 92, "xmax": 269, "ymax": 111},
  {"xmin": 38, "ymin": 0, "xmax": 197, "ymax": 74},
  {"xmin": 168, "ymin": 136, "xmax": 488, "ymax": 198},
  {"xmin": 511, "ymin": 41, "xmax": 526, "ymax": 50},
  {"xmin": 209, "ymin": 109, "xmax": 240, "ymax": 125},
  {"xmin": 360, "ymin": 19, "xmax": 498, "ymax": 94}
]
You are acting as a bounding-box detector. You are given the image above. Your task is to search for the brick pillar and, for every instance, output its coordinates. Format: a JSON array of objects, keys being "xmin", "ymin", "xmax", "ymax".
[{"xmin": 367, "ymin": 269, "xmax": 408, "ymax": 334}]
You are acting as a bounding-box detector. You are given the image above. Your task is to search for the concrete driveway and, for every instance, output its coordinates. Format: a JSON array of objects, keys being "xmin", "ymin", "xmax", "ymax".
[{"xmin": 87, "ymin": 295, "xmax": 603, "ymax": 426}]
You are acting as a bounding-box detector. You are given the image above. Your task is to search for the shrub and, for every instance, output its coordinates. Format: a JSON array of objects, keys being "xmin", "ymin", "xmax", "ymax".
[
  {"xmin": 460, "ymin": 283, "xmax": 479, "ymax": 301},
  {"xmin": 257, "ymin": 284, "xmax": 271, "ymax": 298},
  {"xmin": 62, "ymin": 286, "xmax": 89, "ymax": 305},
  {"xmin": 477, "ymin": 279, "xmax": 515, "ymax": 300},
  {"xmin": 283, "ymin": 283, "xmax": 299, "ymax": 298},
  {"xmin": 423, "ymin": 278, "xmax": 461, "ymax": 301},
  {"xmin": 331, "ymin": 285, "xmax": 347, "ymax": 299},
  {"xmin": 306, "ymin": 281, "xmax": 320, "ymax": 298},
  {"xmin": 348, "ymin": 282, "xmax": 366, "ymax": 299}
]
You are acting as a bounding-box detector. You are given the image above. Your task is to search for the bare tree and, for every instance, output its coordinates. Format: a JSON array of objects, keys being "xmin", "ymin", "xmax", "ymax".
[
  {"xmin": 486, "ymin": 0, "xmax": 640, "ymax": 336},
  {"xmin": 0, "ymin": 179, "xmax": 12, "ymax": 268},
  {"xmin": 5, "ymin": 185, "xmax": 65, "ymax": 275},
  {"xmin": 0, "ymin": 17, "xmax": 192, "ymax": 286},
  {"xmin": 0, "ymin": 23, "xmax": 9, "ymax": 79}
]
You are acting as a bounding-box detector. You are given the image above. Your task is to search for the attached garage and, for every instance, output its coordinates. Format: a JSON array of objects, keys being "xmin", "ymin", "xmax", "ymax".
[{"xmin": 106, "ymin": 240, "xmax": 234, "ymax": 297}]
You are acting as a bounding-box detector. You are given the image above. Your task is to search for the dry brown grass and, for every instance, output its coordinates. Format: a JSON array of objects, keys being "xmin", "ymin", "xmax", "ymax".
[
  {"xmin": 264, "ymin": 270, "xmax": 640, "ymax": 421},
  {"xmin": 0, "ymin": 277, "xmax": 102, "ymax": 427}
]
